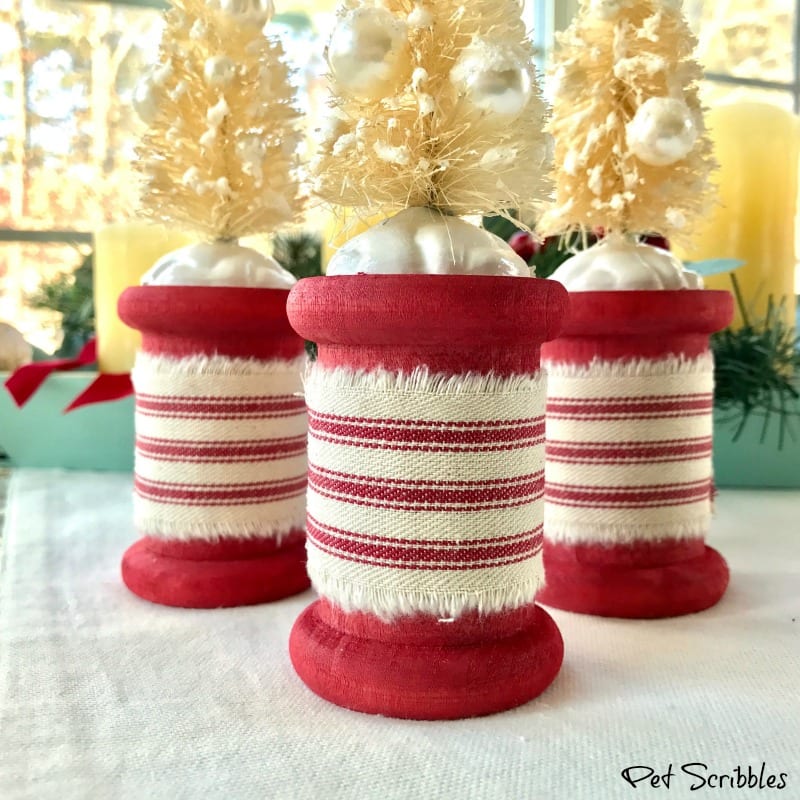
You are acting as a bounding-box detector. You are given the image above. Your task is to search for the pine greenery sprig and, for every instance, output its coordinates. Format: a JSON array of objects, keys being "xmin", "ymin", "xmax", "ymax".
[
  {"xmin": 271, "ymin": 231, "xmax": 323, "ymax": 359},
  {"xmin": 711, "ymin": 275, "xmax": 800, "ymax": 448},
  {"xmin": 28, "ymin": 249, "xmax": 94, "ymax": 359},
  {"xmin": 272, "ymin": 232, "xmax": 323, "ymax": 280}
]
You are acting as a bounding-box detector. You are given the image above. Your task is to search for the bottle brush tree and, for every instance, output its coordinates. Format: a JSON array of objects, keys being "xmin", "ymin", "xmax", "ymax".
[
  {"xmin": 312, "ymin": 0, "xmax": 549, "ymax": 275},
  {"xmin": 131, "ymin": 0, "xmax": 303, "ymax": 283},
  {"xmin": 540, "ymin": 0, "xmax": 716, "ymax": 289}
]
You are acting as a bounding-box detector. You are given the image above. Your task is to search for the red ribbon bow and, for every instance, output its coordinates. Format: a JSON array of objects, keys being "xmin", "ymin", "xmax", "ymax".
[{"xmin": 3, "ymin": 338, "xmax": 134, "ymax": 413}]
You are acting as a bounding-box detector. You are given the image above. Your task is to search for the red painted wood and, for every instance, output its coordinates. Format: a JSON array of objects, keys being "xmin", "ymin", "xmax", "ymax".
[
  {"xmin": 544, "ymin": 537, "xmax": 706, "ymax": 569},
  {"xmin": 119, "ymin": 286, "xmax": 304, "ymax": 361},
  {"xmin": 538, "ymin": 545, "xmax": 729, "ymax": 619},
  {"xmin": 541, "ymin": 289, "xmax": 733, "ymax": 365},
  {"xmin": 540, "ymin": 289, "xmax": 733, "ymax": 618},
  {"xmin": 142, "ymin": 530, "xmax": 305, "ymax": 561},
  {"xmin": 122, "ymin": 536, "xmax": 310, "ymax": 609},
  {"xmin": 288, "ymin": 274, "xmax": 569, "ymax": 376},
  {"xmin": 118, "ymin": 284, "xmax": 309, "ymax": 609},
  {"xmin": 286, "ymin": 273, "xmax": 569, "ymax": 717},
  {"xmin": 290, "ymin": 600, "xmax": 564, "ymax": 720}
]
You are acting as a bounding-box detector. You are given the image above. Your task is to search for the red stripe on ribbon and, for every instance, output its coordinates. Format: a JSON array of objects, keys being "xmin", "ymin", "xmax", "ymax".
[
  {"xmin": 308, "ymin": 433, "xmax": 544, "ymax": 455},
  {"xmin": 546, "ymin": 437, "xmax": 713, "ymax": 464},
  {"xmin": 547, "ymin": 395, "xmax": 712, "ymax": 419},
  {"xmin": 136, "ymin": 395, "xmax": 305, "ymax": 417},
  {"xmin": 136, "ymin": 435, "xmax": 307, "ymax": 463},
  {"xmin": 546, "ymin": 479, "xmax": 711, "ymax": 507},
  {"xmin": 306, "ymin": 513, "xmax": 540, "ymax": 548},
  {"xmin": 310, "ymin": 409, "xmax": 543, "ymax": 429},
  {"xmin": 310, "ymin": 464, "xmax": 543, "ymax": 489},
  {"xmin": 307, "ymin": 516, "xmax": 543, "ymax": 566},
  {"xmin": 310, "ymin": 485, "xmax": 544, "ymax": 513},
  {"xmin": 309, "ymin": 466, "xmax": 544, "ymax": 506},
  {"xmin": 135, "ymin": 475, "xmax": 307, "ymax": 505},
  {"xmin": 308, "ymin": 414, "xmax": 545, "ymax": 446}
]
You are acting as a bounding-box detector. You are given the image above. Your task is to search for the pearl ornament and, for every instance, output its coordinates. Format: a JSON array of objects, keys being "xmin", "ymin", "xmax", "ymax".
[
  {"xmin": 132, "ymin": 76, "xmax": 159, "ymax": 124},
  {"xmin": 204, "ymin": 56, "xmax": 237, "ymax": 87},
  {"xmin": 327, "ymin": 8, "xmax": 409, "ymax": 100},
  {"xmin": 450, "ymin": 44, "xmax": 532, "ymax": 118},
  {"xmin": 210, "ymin": 0, "xmax": 274, "ymax": 26},
  {"xmin": 626, "ymin": 97, "xmax": 698, "ymax": 166}
]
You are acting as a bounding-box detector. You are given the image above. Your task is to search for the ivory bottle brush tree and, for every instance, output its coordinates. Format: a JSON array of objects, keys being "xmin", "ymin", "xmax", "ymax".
[
  {"xmin": 314, "ymin": 0, "xmax": 549, "ymax": 274},
  {"xmin": 285, "ymin": 0, "xmax": 568, "ymax": 719},
  {"xmin": 536, "ymin": 0, "xmax": 734, "ymax": 620},
  {"xmin": 133, "ymin": 0, "xmax": 302, "ymax": 285},
  {"xmin": 118, "ymin": 0, "xmax": 312, "ymax": 610},
  {"xmin": 541, "ymin": 0, "xmax": 715, "ymax": 289}
]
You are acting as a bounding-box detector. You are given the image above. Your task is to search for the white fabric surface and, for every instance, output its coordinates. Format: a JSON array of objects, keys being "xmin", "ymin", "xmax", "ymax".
[{"xmin": 1, "ymin": 469, "xmax": 798, "ymax": 800}]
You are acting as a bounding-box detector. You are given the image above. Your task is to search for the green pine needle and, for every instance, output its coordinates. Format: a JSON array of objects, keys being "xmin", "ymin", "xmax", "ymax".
[
  {"xmin": 27, "ymin": 248, "xmax": 94, "ymax": 359},
  {"xmin": 711, "ymin": 282, "xmax": 800, "ymax": 448},
  {"xmin": 271, "ymin": 232, "xmax": 323, "ymax": 359}
]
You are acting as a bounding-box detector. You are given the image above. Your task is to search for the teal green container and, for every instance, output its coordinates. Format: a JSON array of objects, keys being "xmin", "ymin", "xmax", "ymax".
[
  {"xmin": 0, "ymin": 371, "xmax": 134, "ymax": 471},
  {"xmin": 713, "ymin": 410, "xmax": 800, "ymax": 488}
]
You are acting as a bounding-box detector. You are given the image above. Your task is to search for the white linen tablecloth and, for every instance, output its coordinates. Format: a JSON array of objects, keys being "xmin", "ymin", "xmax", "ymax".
[{"xmin": 1, "ymin": 469, "xmax": 798, "ymax": 800}]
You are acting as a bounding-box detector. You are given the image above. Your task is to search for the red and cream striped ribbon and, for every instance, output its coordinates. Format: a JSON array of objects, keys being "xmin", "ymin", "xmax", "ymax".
[
  {"xmin": 132, "ymin": 353, "xmax": 307, "ymax": 542},
  {"xmin": 304, "ymin": 366, "xmax": 547, "ymax": 620},
  {"xmin": 543, "ymin": 354, "xmax": 715, "ymax": 544}
]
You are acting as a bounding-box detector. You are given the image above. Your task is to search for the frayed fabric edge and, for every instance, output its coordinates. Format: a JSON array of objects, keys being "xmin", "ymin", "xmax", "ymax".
[
  {"xmin": 134, "ymin": 513, "xmax": 307, "ymax": 543},
  {"xmin": 304, "ymin": 364, "xmax": 544, "ymax": 398},
  {"xmin": 544, "ymin": 517, "xmax": 710, "ymax": 545},
  {"xmin": 134, "ymin": 352, "xmax": 307, "ymax": 378},
  {"xmin": 308, "ymin": 570, "xmax": 545, "ymax": 622},
  {"xmin": 544, "ymin": 352, "xmax": 714, "ymax": 379}
]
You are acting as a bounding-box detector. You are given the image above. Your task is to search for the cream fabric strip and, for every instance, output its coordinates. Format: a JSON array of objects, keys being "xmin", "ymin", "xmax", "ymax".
[
  {"xmin": 544, "ymin": 353, "xmax": 715, "ymax": 544},
  {"xmin": 304, "ymin": 365, "xmax": 547, "ymax": 620},
  {"xmin": 132, "ymin": 352, "xmax": 307, "ymax": 542}
]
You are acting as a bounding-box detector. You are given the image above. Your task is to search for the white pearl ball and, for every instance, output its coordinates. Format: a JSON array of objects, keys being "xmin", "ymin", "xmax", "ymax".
[
  {"xmin": 451, "ymin": 48, "xmax": 532, "ymax": 118},
  {"xmin": 626, "ymin": 97, "xmax": 698, "ymax": 166},
  {"xmin": 132, "ymin": 77, "xmax": 159, "ymax": 124},
  {"xmin": 327, "ymin": 8, "xmax": 409, "ymax": 100},
  {"xmin": 204, "ymin": 56, "xmax": 237, "ymax": 87},
  {"xmin": 211, "ymin": 0, "xmax": 274, "ymax": 26}
]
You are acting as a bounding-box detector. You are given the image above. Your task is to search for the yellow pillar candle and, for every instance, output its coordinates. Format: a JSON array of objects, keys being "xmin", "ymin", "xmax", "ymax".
[
  {"xmin": 94, "ymin": 222, "xmax": 190, "ymax": 373},
  {"xmin": 679, "ymin": 102, "xmax": 799, "ymax": 328}
]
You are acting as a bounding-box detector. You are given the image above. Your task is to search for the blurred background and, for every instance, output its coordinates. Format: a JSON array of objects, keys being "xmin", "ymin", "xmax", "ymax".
[{"xmin": 1, "ymin": 0, "xmax": 798, "ymax": 355}]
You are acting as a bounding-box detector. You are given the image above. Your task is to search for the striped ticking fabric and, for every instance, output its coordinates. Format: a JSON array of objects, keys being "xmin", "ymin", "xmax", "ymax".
[
  {"xmin": 543, "ymin": 354, "xmax": 715, "ymax": 544},
  {"xmin": 132, "ymin": 353, "xmax": 307, "ymax": 542},
  {"xmin": 304, "ymin": 366, "xmax": 547, "ymax": 619}
]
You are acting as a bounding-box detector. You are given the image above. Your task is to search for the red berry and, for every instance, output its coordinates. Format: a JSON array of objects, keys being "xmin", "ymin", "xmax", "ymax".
[
  {"xmin": 508, "ymin": 230, "xmax": 540, "ymax": 261},
  {"xmin": 642, "ymin": 234, "xmax": 670, "ymax": 251}
]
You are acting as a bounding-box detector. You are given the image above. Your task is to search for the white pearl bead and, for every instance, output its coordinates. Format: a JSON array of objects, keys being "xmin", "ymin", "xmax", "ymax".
[
  {"xmin": 626, "ymin": 96, "xmax": 698, "ymax": 166},
  {"xmin": 132, "ymin": 77, "xmax": 159, "ymax": 124},
  {"xmin": 451, "ymin": 48, "xmax": 532, "ymax": 118},
  {"xmin": 211, "ymin": 0, "xmax": 273, "ymax": 26},
  {"xmin": 204, "ymin": 56, "xmax": 237, "ymax": 87},
  {"xmin": 327, "ymin": 8, "xmax": 409, "ymax": 100}
]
